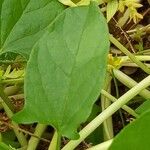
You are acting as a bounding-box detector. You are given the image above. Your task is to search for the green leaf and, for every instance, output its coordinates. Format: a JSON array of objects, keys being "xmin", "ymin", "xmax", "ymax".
[
  {"xmin": 2, "ymin": 131, "xmax": 20, "ymax": 148},
  {"xmin": 106, "ymin": 0, "xmax": 118, "ymax": 22},
  {"xmin": 58, "ymin": 0, "xmax": 91, "ymax": 7},
  {"xmin": 136, "ymin": 100, "xmax": 150, "ymax": 114},
  {"xmin": 13, "ymin": 2, "xmax": 109, "ymax": 139},
  {"xmin": 109, "ymin": 110, "xmax": 150, "ymax": 150},
  {"xmin": 87, "ymin": 104, "xmax": 101, "ymax": 122},
  {"xmin": 0, "ymin": 142, "xmax": 15, "ymax": 150},
  {"xmin": 0, "ymin": 0, "xmax": 65, "ymax": 58}
]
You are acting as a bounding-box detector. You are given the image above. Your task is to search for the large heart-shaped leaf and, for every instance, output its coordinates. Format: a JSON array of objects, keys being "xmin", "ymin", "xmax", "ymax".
[
  {"xmin": 13, "ymin": 2, "xmax": 110, "ymax": 139},
  {"xmin": 0, "ymin": 0, "xmax": 65, "ymax": 58},
  {"xmin": 109, "ymin": 110, "xmax": 150, "ymax": 150},
  {"xmin": 136, "ymin": 100, "xmax": 150, "ymax": 114}
]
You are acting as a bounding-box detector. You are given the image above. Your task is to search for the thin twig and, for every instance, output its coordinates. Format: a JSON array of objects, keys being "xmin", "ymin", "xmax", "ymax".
[
  {"xmin": 113, "ymin": 17, "xmax": 136, "ymax": 53},
  {"xmin": 0, "ymin": 121, "xmax": 50, "ymax": 143}
]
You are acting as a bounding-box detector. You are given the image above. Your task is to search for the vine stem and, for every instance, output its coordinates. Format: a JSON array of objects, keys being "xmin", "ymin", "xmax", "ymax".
[
  {"xmin": 112, "ymin": 71, "xmax": 125, "ymax": 127},
  {"xmin": 120, "ymin": 55, "xmax": 150, "ymax": 62},
  {"xmin": 101, "ymin": 90, "xmax": 138, "ymax": 118},
  {"xmin": 101, "ymin": 73, "xmax": 113, "ymax": 140},
  {"xmin": 109, "ymin": 34, "xmax": 150, "ymax": 74},
  {"xmin": 4, "ymin": 86, "xmax": 20, "ymax": 96},
  {"xmin": 62, "ymin": 75, "xmax": 150, "ymax": 150},
  {"xmin": 113, "ymin": 69, "xmax": 150, "ymax": 100},
  {"xmin": 1, "ymin": 78, "xmax": 24, "ymax": 84},
  {"xmin": 27, "ymin": 124, "xmax": 47, "ymax": 150},
  {"xmin": 0, "ymin": 60, "xmax": 26, "ymax": 64},
  {"xmin": 0, "ymin": 133, "xmax": 2, "ymax": 141},
  {"xmin": 137, "ymin": 49, "xmax": 150, "ymax": 54},
  {"xmin": 122, "ymin": 62, "xmax": 150, "ymax": 68},
  {"xmin": 0, "ymin": 85, "xmax": 27, "ymax": 146},
  {"xmin": 0, "ymin": 85, "xmax": 14, "ymax": 111},
  {"xmin": 0, "ymin": 99, "xmax": 27, "ymax": 146},
  {"xmin": 48, "ymin": 131, "xmax": 61, "ymax": 150}
]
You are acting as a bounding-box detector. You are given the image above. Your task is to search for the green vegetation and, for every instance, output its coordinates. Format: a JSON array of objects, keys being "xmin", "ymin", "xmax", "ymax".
[{"xmin": 0, "ymin": 0, "xmax": 150, "ymax": 149}]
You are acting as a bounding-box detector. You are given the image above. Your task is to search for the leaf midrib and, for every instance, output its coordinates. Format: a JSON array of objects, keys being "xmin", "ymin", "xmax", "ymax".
[{"xmin": 60, "ymin": 5, "xmax": 91, "ymax": 128}]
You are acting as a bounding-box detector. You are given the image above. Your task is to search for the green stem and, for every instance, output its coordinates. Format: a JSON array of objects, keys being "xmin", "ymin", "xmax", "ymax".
[
  {"xmin": 48, "ymin": 131, "xmax": 61, "ymax": 150},
  {"xmin": 112, "ymin": 71, "xmax": 125, "ymax": 127},
  {"xmin": 127, "ymin": 24, "xmax": 150, "ymax": 34},
  {"xmin": 0, "ymin": 85, "xmax": 14, "ymax": 111},
  {"xmin": 4, "ymin": 86, "xmax": 20, "ymax": 96},
  {"xmin": 0, "ymin": 60, "xmax": 26, "ymax": 64},
  {"xmin": 102, "ymin": 86, "xmax": 114, "ymax": 140},
  {"xmin": 122, "ymin": 62, "xmax": 150, "ymax": 68},
  {"xmin": 112, "ymin": 72, "xmax": 119, "ymax": 98},
  {"xmin": 109, "ymin": 34, "xmax": 150, "ymax": 74},
  {"xmin": 101, "ymin": 90, "xmax": 138, "ymax": 118},
  {"xmin": 0, "ymin": 99, "xmax": 27, "ymax": 147},
  {"xmin": 27, "ymin": 124, "xmax": 47, "ymax": 150},
  {"xmin": 136, "ymin": 49, "xmax": 150, "ymax": 54},
  {"xmin": 120, "ymin": 55, "xmax": 150, "ymax": 62},
  {"xmin": 0, "ymin": 133, "xmax": 2, "ymax": 142},
  {"xmin": 87, "ymin": 139, "xmax": 113, "ymax": 150},
  {"xmin": 57, "ymin": 132, "xmax": 61, "ymax": 150},
  {"xmin": 101, "ymin": 73, "xmax": 113, "ymax": 140},
  {"xmin": 17, "ymin": 146, "xmax": 28, "ymax": 150},
  {"xmin": 2, "ymin": 78, "xmax": 24, "ymax": 85},
  {"xmin": 0, "ymin": 86, "xmax": 20, "ymax": 110},
  {"xmin": 62, "ymin": 75, "xmax": 150, "ymax": 150},
  {"xmin": 113, "ymin": 69, "xmax": 150, "ymax": 100}
]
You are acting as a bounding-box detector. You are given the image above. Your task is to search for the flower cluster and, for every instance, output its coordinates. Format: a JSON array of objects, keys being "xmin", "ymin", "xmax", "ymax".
[
  {"xmin": 107, "ymin": 54, "xmax": 123, "ymax": 72},
  {"xmin": 118, "ymin": 0, "xmax": 143, "ymax": 23}
]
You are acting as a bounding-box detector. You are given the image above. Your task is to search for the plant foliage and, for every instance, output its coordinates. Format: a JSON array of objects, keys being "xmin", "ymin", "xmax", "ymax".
[{"xmin": 12, "ymin": 2, "xmax": 109, "ymax": 139}]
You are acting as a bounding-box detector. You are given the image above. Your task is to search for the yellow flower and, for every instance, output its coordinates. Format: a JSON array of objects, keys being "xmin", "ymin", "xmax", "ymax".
[
  {"xmin": 125, "ymin": 0, "xmax": 142, "ymax": 8},
  {"xmin": 108, "ymin": 54, "xmax": 123, "ymax": 72},
  {"xmin": 118, "ymin": 1, "xmax": 126, "ymax": 12},
  {"xmin": 118, "ymin": 0, "xmax": 143, "ymax": 23},
  {"xmin": 129, "ymin": 7, "xmax": 143, "ymax": 23}
]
